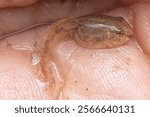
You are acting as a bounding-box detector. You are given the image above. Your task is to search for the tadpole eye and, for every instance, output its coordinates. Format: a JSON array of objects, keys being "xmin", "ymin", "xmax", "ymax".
[
  {"xmin": 118, "ymin": 17, "xmax": 124, "ymax": 21},
  {"xmin": 118, "ymin": 31, "xmax": 123, "ymax": 35}
]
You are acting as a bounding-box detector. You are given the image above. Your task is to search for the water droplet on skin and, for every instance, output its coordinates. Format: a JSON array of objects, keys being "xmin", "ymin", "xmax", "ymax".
[
  {"xmin": 32, "ymin": 52, "xmax": 41, "ymax": 65},
  {"xmin": 50, "ymin": 61, "xmax": 63, "ymax": 82}
]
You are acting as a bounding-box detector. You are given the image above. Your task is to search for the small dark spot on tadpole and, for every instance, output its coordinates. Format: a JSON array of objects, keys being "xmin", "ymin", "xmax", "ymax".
[
  {"xmin": 55, "ymin": 27, "xmax": 65, "ymax": 33},
  {"xmin": 118, "ymin": 17, "xmax": 123, "ymax": 21},
  {"xmin": 118, "ymin": 32, "xmax": 122, "ymax": 34},
  {"xmin": 85, "ymin": 88, "xmax": 88, "ymax": 91},
  {"xmin": 6, "ymin": 41, "xmax": 11, "ymax": 47}
]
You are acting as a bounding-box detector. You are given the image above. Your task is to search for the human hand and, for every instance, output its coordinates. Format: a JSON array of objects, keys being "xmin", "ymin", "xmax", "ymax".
[{"xmin": 0, "ymin": 0, "xmax": 150, "ymax": 99}]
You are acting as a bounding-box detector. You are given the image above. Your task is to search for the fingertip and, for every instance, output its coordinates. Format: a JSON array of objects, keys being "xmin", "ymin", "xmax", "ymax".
[{"xmin": 132, "ymin": 3, "xmax": 150, "ymax": 57}]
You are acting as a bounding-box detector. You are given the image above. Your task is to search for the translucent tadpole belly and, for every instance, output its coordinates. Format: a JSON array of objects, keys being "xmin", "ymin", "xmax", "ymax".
[{"xmin": 32, "ymin": 14, "xmax": 133, "ymax": 99}]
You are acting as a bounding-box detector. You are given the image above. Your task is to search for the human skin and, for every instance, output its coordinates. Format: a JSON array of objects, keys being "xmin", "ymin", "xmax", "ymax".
[{"xmin": 0, "ymin": 0, "xmax": 150, "ymax": 99}]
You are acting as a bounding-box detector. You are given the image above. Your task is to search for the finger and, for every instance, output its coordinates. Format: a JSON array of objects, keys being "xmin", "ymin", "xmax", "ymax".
[
  {"xmin": 132, "ymin": 3, "xmax": 150, "ymax": 58},
  {"xmin": 1, "ymin": 0, "xmax": 150, "ymax": 100}
]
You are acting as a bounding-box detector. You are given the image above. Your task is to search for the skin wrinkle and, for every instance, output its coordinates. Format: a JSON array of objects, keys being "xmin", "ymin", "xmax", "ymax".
[
  {"xmin": 0, "ymin": 0, "xmax": 38, "ymax": 8},
  {"xmin": 0, "ymin": 0, "xmax": 150, "ymax": 99},
  {"xmin": 0, "ymin": 23, "xmax": 50, "ymax": 40}
]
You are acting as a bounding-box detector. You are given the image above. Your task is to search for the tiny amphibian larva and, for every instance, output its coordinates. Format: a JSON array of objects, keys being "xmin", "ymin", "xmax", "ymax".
[
  {"xmin": 74, "ymin": 14, "xmax": 133, "ymax": 49},
  {"xmin": 32, "ymin": 15, "xmax": 133, "ymax": 99}
]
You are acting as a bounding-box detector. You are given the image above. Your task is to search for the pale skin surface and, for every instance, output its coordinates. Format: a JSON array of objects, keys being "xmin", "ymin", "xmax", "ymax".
[{"xmin": 0, "ymin": 0, "xmax": 150, "ymax": 99}]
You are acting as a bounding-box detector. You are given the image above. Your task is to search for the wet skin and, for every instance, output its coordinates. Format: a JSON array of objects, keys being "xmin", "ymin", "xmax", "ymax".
[{"xmin": 0, "ymin": 0, "xmax": 150, "ymax": 99}]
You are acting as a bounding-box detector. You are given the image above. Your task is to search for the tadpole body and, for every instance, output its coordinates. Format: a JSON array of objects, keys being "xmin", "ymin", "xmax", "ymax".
[
  {"xmin": 32, "ymin": 14, "xmax": 133, "ymax": 99},
  {"xmin": 75, "ymin": 14, "xmax": 133, "ymax": 49}
]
